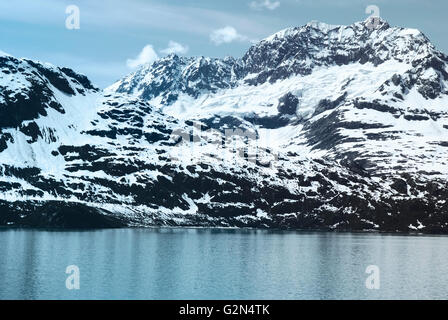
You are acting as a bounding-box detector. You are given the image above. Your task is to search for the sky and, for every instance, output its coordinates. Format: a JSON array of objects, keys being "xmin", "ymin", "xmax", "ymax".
[{"xmin": 1, "ymin": 0, "xmax": 447, "ymax": 88}]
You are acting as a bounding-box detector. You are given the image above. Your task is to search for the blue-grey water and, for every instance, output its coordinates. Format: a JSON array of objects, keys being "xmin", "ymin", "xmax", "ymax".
[{"xmin": 0, "ymin": 228, "xmax": 448, "ymax": 300}]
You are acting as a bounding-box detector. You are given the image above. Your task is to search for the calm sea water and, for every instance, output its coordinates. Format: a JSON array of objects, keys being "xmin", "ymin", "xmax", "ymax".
[{"xmin": 0, "ymin": 228, "xmax": 447, "ymax": 300}]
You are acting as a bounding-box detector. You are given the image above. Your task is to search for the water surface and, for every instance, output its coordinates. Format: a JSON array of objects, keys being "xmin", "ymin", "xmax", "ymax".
[{"xmin": 0, "ymin": 228, "xmax": 447, "ymax": 299}]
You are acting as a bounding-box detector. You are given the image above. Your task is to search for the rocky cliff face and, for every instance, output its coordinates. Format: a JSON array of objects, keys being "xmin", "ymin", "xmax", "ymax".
[{"xmin": 1, "ymin": 20, "xmax": 448, "ymax": 232}]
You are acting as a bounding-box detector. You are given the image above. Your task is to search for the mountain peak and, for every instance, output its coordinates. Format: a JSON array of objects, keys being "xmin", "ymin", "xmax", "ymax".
[
  {"xmin": 262, "ymin": 18, "xmax": 402, "ymax": 43},
  {"xmin": 359, "ymin": 16, "xmax": 390, "ymax": 28},
  {"xmin": 110, "ymin": 52, "xmax": 242, "ymax": 104},
  {"xmin": 305, "ymin": 20, "xmax": 339, "ymax": 31},
  {"xmin": 110, "ymin": 19, "xmax": 444, "ymax": 102},
  {"xmin": 241, "ymin": 19, "xmax": 440, "ymax": 85}
]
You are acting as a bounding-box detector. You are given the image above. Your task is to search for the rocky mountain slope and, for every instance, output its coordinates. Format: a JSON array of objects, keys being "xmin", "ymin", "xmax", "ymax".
[{"xmin": 1, "ymin": 19, "xmax": 448, "ymax": 232}]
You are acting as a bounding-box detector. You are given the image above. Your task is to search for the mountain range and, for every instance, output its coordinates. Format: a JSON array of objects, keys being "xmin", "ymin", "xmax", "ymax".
[{"xmin": 1, "ymin": 19, "xmax": 448, "ymax": 233}]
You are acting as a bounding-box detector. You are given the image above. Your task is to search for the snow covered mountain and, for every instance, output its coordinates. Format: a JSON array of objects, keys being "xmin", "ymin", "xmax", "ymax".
[{"xmin": 2, "ymin": 19, "xmax": 448, "ymax": 232}]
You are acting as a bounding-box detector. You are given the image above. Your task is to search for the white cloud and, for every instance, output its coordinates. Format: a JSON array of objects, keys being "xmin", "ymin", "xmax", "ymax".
[
  {"xmin": 249, "ymin": 0, "xmax": 280, "ymax": 10},
  {"xmin": 160, "ymin": 41, "xmax": 189, "ymax": 55},
  {"xmin": 210, "ymin": 26, "xmax": 248, "ymax": 46},
  {"xmin": 126, "ymin": 42, "xmax": 189, "ymax": 70},
  {"xmin": 126, "ymin": 45, "xmax": 159, "ymax": 69}
]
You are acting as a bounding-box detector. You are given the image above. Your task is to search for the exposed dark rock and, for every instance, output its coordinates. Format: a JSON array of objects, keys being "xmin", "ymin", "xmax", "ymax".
[
  {"xmin": 278, "ymin": 92, "xmax": 299, "ymax": 115},
  {"xmin": 19, "ymin": 121, "xmax": 42, "ymax": 142},
  {"xmin": 0, "ymin": 201, "xmax": 128, "ymax": 228}
]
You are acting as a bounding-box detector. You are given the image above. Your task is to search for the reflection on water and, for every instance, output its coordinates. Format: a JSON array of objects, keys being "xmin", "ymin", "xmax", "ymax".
[{"xmin": 0, "ymin": 228, "xmax": 448, "ymax": 299}]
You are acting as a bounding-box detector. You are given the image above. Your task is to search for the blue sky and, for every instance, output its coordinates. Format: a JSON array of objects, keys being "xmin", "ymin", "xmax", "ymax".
[{"xmin": 1, "ymin": 0, "xmax": 447, "ymax": 88}]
